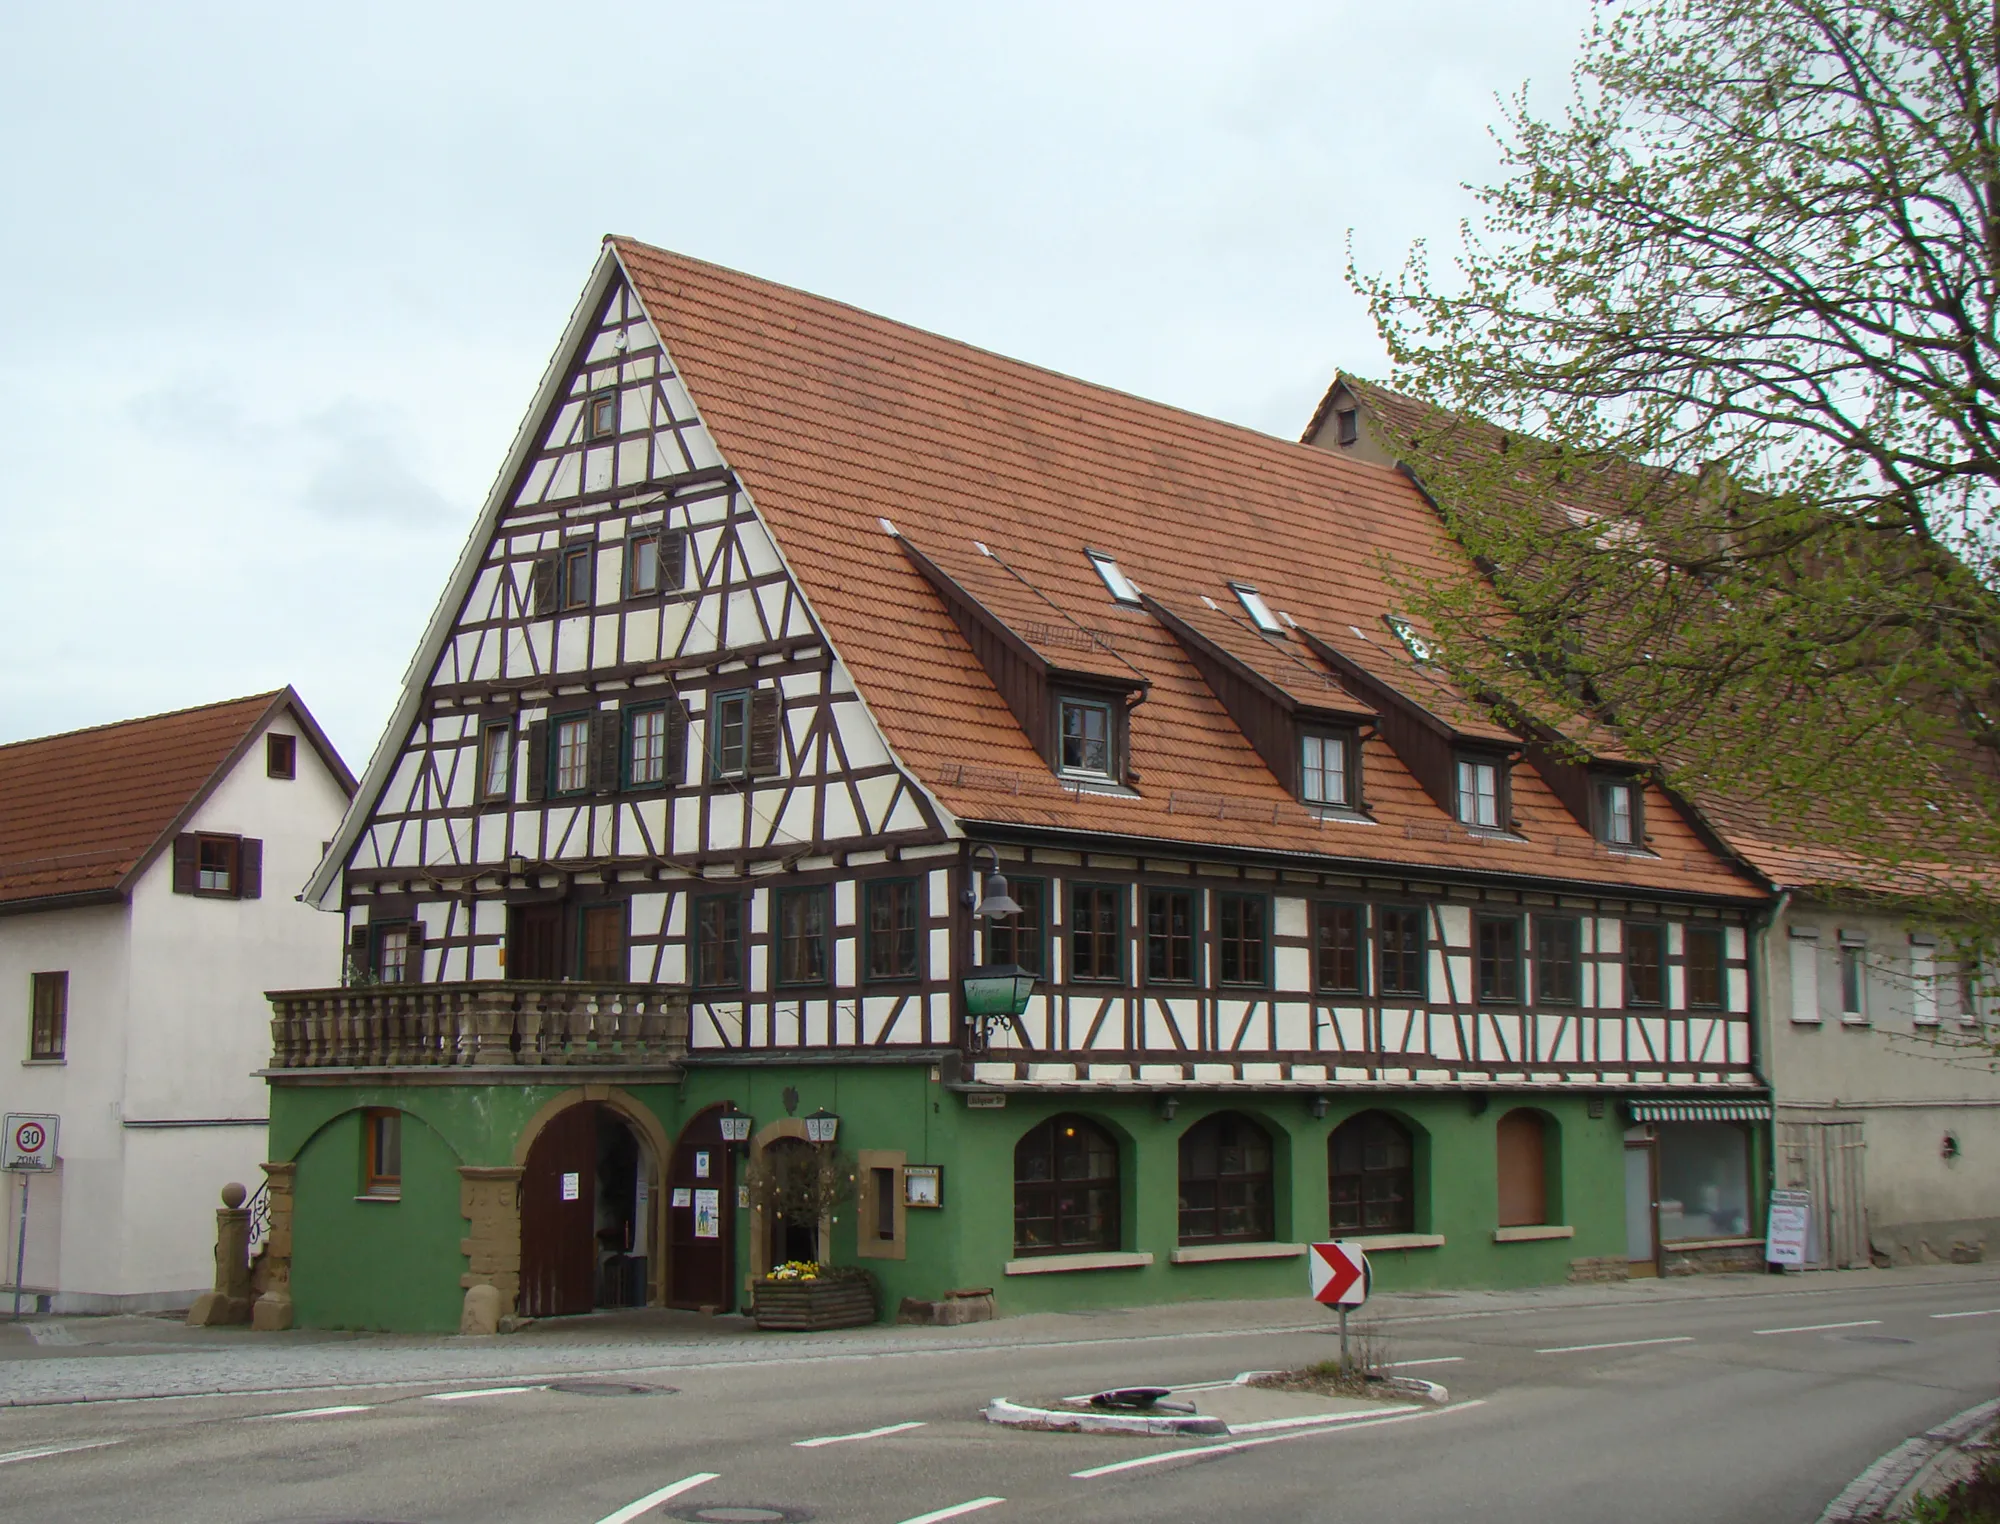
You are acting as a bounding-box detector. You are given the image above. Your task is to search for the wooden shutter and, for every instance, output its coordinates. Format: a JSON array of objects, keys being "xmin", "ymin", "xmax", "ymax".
[
  {"xmin": 591, "ymin": 711, "xmax": 623, "ymax": 793},
  {"xmin": 238, "ymin": 838, "xmax": 263, "ymax": 900},
  {"xmin": 172, "ymin": 834, "xmax": 198, "ymax": 894},
  {"xmin": 660, "ymin": 529, "xmax": 688, "ymax": 590},
  {"xmin": 666, "ymin": 698, "xmax": 690, "ymax": 788},
  {"xmin": 525, "ymin": 720, "xmax": 550, "ymax": 802},
  {"xmin": 405, "ymin": 920, "xmax": 426, "ymax": 985},
  {"xmin": 530, "ymin": 555, "xmax": 558, "ymax": 615},
  {"xmin": 347, "ymin": 924, "xmax": 370, "ymax": 983},
  {"xmin": 748, "ymin": 689, "xmax": 783, "ymax": 777},
  {"xmin": 1496, "ymin": 1110, "xmax": 1547, "ymax": 1228}
]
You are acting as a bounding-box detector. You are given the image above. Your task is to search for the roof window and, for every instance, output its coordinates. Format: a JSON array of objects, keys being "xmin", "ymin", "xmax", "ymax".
[
  {"xmin": 1086, "ymin": 550, "xmax": 1141, "ymax": 606},
  {"xmin": 1229, "ymin": 582, "xmax": 1283, "ymax": 634},
  {"xmin": 1385, "ymin": 615, "xmax": 1435, "ymax": 664}
]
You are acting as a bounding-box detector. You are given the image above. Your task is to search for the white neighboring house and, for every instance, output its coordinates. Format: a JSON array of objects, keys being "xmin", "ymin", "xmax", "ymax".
[{"xmin": 0, "ymin": 690, "xmax": 353, "ymax": 1312}]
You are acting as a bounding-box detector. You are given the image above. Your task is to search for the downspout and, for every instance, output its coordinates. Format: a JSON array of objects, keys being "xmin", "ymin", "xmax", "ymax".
[{"xmin": 1749, "ymin": 887, "xmax": 1793, "ymax": 1244}]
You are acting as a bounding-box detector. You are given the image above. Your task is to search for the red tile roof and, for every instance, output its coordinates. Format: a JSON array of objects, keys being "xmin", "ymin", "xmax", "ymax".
[
  {"xmin": 0, "ymin": 690, "xmax": 352, "ymax": 910},
  {"xmin": 612, "ymin": 238, "xmax": 1763, "ymax": 902}
]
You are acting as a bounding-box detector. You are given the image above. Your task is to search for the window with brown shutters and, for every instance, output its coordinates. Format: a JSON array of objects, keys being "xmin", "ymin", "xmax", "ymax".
[
  {"xmin": 346, "ymin": 924, "xmax": 370, "ymax": 985},
  {"xmin": 373, "ymin": 921, "xmax": 422, "ymax": 985},
  {"xmin": 580, "ymin": 903, "xmax": 626, "ymax": 983},
  {"xmin": 659, "ymin": 528, "xmax": 688, "ymax": 590},
  {"xmin": 1496, "ymin": 1108, "xmax": 1551, "ymax": 1227},
  {"xmin": 238, "ymin": 838, "xmax": 262, "ymax": 900},
  {"xmin": 562, "ymin": 544, "xmax": 594, "ymax": 609},
  {"xmin": 171, "ymin": 834, "xmax": 259, "ymax": 898},
  {"xmin": 589, "ymin": 711, "xmax": 622, "ymax": 794},
  {"xmin": 530, "ymin": 555, "xmax": 558, "ymax": 615},
  {"xmin": 551, "ymin": 714, "xmax": 591, "ymax": 796},
  {"xmin": 525, "ymin": 719, "xmax": 550, "ymax": 801},
  {"xmin": 747, "ymin": 688, "xmax": 783, "ymax": 777}
]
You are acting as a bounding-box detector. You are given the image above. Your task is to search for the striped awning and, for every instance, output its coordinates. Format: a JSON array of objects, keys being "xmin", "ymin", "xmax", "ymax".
[{"xmin": 1627, "ymin": 1100, "xmax": 1773, "ymax": 1123}]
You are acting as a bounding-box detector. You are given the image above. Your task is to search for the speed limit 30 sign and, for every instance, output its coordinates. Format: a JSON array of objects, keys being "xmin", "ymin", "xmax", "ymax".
[{"xmin": 3, "ymin": 1114, "xmax": 59, "ymax": 1171}]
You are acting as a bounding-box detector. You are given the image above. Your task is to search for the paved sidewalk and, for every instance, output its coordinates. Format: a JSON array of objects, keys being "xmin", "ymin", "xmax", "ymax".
[{"xmin": 3, "ymin": 1263, "xmax": 1994, "ymax": 1408}]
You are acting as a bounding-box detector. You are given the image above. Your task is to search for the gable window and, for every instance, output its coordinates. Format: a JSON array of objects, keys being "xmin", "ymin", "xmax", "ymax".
[
  {"xmin": 1178, "ymin": 1112, "xmax": 1275, "ymax": 1245},
  {"xmin": 1229, "ymin": 581, "xmax": 1283, "ymax": 634},
  {"xmin": 1335, "ymin": 407, "xmax": 1359, "ymax": 447},
  {"xmin": 1145, "ymin": 888, "xmax": 1197, "ymax": 983},
  {"xmin": 865, "ymin": 880, "xmax": 921, "ymax": 981},
  {"xmin": 1476, "ymin": 915, "xmax": 1522, "ymax": 1003},
  {"xmin": 625, "ymin": 706, "xmax": 670, "ymax": 789},
  {"xmin": 1300, "ymin": 731, "xmax": 1352, "ymax": 808},
  {"xmin": 29, "ymin": 972, "xmax": 67, "ymax": 1062},
  {"xmin": 776, "ymin": 888, "xmax": 829, "ymax": 986},
  {"xmin": 1218, "ymin": 893, "xmax": 1268, "ymax": 986},
  {"xmin": 1686, "ymin": 927, "xmax": 1724, "ymax": 1009},
  {"xmin": 199, "ymin": 836, "xmax": 237, "ymax": 893},
  {"xmin": 1069, "ymin": 884, "xmax": 1123, "ymax": 982},
  {"xmin": 1058, "ymin": 697, "xmax": 1115, "ymax": 780},
  {"xmin": 1315, "ymin": 902, "xmax": 1364, "ymax": 992},
  {"xmin": 1595, "ymin": 778, "xmax": 1639, "ymax": 846},
  {"xmin": 562, "ymin": 544, "xmax": 594, "ymax": 609},
  {"xmin": 579, "ymin": 902, "xmax": 627, "ymax": 983},
  {"xmin": 1535, "ymin": 916, "xmax": 1581, "ymax": 1005},
  {"xmin": 171, "ymin": 832, "xmax": 263, "ymax": 900},
  {"xmin": 1014, "ymin": 1115, "xmax": 1120, "ymax": 1254},
  {"xmin": 373, "ymin": 922, "xmax": 419, "ymax": 985},
  {"xmin": 1626, "ymin": 923, "xmax": 1665, "ymax": 1006},
  {"xmin": 626, "ymin": 528, "xmax": 688, "ymax": 597},
  {"xmin": 1839, "ymin": 932, "xmax": 1867, "ymax": 1019},
  {"xmin": 266, "ymin": 733, "xmax": 296, "ymax": 779},
  {"xmin": 1378, "ymin": 906, "xmax": 1427, "ymax": 999},
  {"xmin": 586, "ymin": 388, "xmax": 618, "ymax": 440},
  {"xmin": 362, "ymin": 1109, "xmax": 402, "ymax": 1198},
  {"xmin": 694, "ymin": 895, "xmax": 743, "ymax": 989},
  {"xmin": 1329, "ymin": 1111, "xmax": 1415, "ymax": 1234},
  {"xmin": 1456, "ymin": 756, "xmax": 1503, "ymax": 829},
  {"xmin": 710, "ymin": 690, "xmax": 751, "ymax": 779},
  {"xmin": 479, "ymin": 721, "xmax": 514, "ymax": 802},
  {"xmin": 983, "ymin": 878, "xmax": 1047, "ymax": 976},
  {"xmin": 1085, "ymin": 549, "xmax": 1141, "ymax": 605},
  {"xmin": 552, "ymin": 715, "xmax": 592, "ymax": 795}
]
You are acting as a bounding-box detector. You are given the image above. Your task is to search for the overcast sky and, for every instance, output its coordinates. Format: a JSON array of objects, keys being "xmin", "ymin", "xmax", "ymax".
[{"xmin": 0, "ymin": 0, "xmax": 1591, "ymax": 770}]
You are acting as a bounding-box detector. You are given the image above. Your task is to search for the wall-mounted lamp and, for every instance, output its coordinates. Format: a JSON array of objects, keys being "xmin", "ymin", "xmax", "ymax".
[
  {"xmin": 1467, "ymin": 1093, "xmax": 1490, "ymax": 1118},
  {"xmin": 965, "ymin": 843, "xmax": 1022, "ymax": 920},
  {"xmin": 507, "ymin": 855, "xmax": 529, "ymax": 877},
  {"xmin": 1156, "ymin": 1095, "xmax": 1179, "ymax": 1122},
  {"xmin": 717, "ymin": 1102, "xmax": 753, "ymax": 1145},
  {"xmin": 1943, "ymin": 1131, "xmax": 1961, "ymax": 1160},
  {"xmin": 804, "ymin": 1108, "xmax": 840, "ymax": 1145},
  {"xmin": 1309, "ymin": 1094, "xmax": 1330, "ymax": 1120}
]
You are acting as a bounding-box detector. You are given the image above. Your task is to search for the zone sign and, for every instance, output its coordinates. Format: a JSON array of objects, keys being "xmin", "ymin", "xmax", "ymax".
[{"xmin": 3, "ymin": 1114, "xmax": 60, "ymax": 1171}]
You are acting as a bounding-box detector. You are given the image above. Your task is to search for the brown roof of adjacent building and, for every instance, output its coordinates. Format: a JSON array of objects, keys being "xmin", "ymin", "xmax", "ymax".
[
  {"xmin": 0, "ymin": 689, "xmax": 353, "ymax": 910},
  {"xmin": 610, "ymin": 237, "xmax": 1763, "ymax": 901}
]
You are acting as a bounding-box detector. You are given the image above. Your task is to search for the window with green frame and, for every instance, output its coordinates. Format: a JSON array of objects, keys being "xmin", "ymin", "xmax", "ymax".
[
  {"xmin": 1069, "ymin": 884, "xmax": 1123, "ymax": 982},
  {"xmin": 623, "ymin": 704, "xmax": 671, "ymax": 789},
  {"xmin": 864, "ymin": 879, "xmax": 921, "ymax": 981},
  {"xmin": 982, "ymin": 878, "xmax": 1047, "ymax": 975}
]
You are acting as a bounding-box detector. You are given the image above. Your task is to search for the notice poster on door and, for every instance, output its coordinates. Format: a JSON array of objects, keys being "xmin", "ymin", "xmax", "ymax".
[
  {"xmin": 561, "ymin": 1171, "xmax": 581, "ymax": 1202},
  {"xmin": 672, "ymin": 1187, "xmax": 691, "ymax": 1208},
  {"xmin": 693, "ymin": 1188, "xmax": 720, "ymax": 1238},
  {"xmin": 695, "ymin": 1150, "xmax": 711, "ymax": 1179}
]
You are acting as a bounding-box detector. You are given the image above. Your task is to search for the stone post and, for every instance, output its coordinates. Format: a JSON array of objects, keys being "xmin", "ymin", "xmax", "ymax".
[
  {"xmin": 459, "ymin": 1165, "xmax": 524, "ymax": 1324},
  {"xmin": 186, "ymin": 1183, "xmax": 254, "ymax": 1326},
  {"xmin": 251, "ymin": 1162, "xmax": 296, "ymax": 1331}
]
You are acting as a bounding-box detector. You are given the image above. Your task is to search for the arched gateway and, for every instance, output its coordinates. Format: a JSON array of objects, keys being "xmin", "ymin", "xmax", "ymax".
[{"xmin": 518, "ymin": 1101, "xmax": 654, "ymax": 1318}]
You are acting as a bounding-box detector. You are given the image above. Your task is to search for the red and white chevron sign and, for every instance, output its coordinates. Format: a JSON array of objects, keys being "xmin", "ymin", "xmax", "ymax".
[{"xmin": 1308, "ymin": 1241, "xmax": 1369, "ymax": 1306}]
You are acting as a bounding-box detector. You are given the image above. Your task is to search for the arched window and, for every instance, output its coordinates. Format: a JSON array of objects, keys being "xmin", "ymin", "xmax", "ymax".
[
  {"xmin": 1178, "ymin": 1112, "xmax": 1275, "ymax": 1245},
  {"xmin": 1496, "ymin": 1108, "xmax": 1549, "ymax": 1227},
  {"xmin": 1014, "ymin": 1115, "xmax": 1120, "ymax": 1255},
  {"xmin": 1328, "ymin": 1111, "xmax": 1415, "ymax": 1235}
]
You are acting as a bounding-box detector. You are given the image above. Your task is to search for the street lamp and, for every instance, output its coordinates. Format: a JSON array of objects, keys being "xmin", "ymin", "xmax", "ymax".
[
  {"xmin": 962, "ymin": 963, "xmax": 1036, "ymax": 1052},
  {"xmin": 717, "ymin": 1102, "xmax": 753, "ymax": 1145},
  {"xmin": 804, "ymin": 1108, "xmax": 840, "ymax": 1145},
  {"xmin": 965, "ymin": 844, "xmax": 1022, "ymax": 920}
]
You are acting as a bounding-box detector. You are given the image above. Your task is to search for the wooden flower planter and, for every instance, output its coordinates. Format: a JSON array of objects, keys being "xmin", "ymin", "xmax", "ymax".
[{"xmin": 750, "ymin": 1275, "xmax": 877, "ymax": 1331}]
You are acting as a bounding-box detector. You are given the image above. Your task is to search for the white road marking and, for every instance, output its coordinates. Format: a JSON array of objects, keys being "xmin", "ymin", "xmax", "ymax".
[
  {"xmin": 249, "ymin": 1404, "xmax": 373, "ymax": 1420},
  {"xmin": 1227, "ymin": 1404, "xmax": 1418, "ymax": 1434},
  {"xmin": 425, "ymin": 1385, "xmax": 543, "ymax": 1401},
  {"xmin": 1933, "ymin": 1309, "xmax": 2000, "ymax": 1320},
  {"xmin": 1071, "ymin": 1399, "xmax": 1488, "ymax": 1478},
  {"xmin": 1753, "ymin": 1320, "xmax": 1882, "ymax": 1336},
  {"xmin": 1382, "ymin": 1356, "xmax": 1465, "ymax": 1368},
  {"xmin": 894, "ymin": 1499, "xmax": 1005, "ymax": 1524},
  {"xmin": 593, "ymin": 1472, "xmax": 720, "ymax": 1524},
  {"xmin": 0, "ymin": 1439, "xmax": 121, "ymax": 1466},
  {"xmin": 1535, "ymin": 1336, "xmax": 1695, "ymax": 1355},
  {"xmin": 795, "ymin": 1420, "xmax": 926, "ymax": 1447}
]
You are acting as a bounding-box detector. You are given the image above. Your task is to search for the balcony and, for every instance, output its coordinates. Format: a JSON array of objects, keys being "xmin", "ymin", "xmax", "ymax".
[{"xmin": 267, "ymin": 982, "xmax": 689, "ymax": 1071}]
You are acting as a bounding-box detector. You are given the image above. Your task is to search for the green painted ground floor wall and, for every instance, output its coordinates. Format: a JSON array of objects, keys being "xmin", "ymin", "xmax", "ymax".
[{"xmin": 268, "ymin": 1066, "xmax": 1768, "ymax": 1333}]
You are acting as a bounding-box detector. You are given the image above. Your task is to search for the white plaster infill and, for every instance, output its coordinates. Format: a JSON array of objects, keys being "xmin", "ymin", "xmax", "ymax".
[
  {"xmin": 1169, "ymin": 1242, "xmax": 1307, "ymax": 1264},
  {"xmin": 1492, "ymin": 1225, "xmax": 1576, "ymax": 1244},
  {"xmin": 1003, "ymin": 1251, "xmax": 1154, "ymax": 1277},
  {"xmin": 1347, "ymin": 1233, "xmax": 1445, "ymax": 1251}
]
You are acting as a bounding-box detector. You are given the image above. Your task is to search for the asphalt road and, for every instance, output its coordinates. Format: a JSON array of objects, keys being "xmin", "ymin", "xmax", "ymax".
[{"xmin": 1, "ymin": 1271, "xmax": 1995, "ymax": 1524}]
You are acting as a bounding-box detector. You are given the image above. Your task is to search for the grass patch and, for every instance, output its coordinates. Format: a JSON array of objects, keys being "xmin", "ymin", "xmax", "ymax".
[
  {"xmin": 1248, "ymin": 1359, "xmax": 1380, "ymax": 1399},
  {"xmin": 1901, "ymin": 1442, "xmax": 2000, "ymax": 1523}
]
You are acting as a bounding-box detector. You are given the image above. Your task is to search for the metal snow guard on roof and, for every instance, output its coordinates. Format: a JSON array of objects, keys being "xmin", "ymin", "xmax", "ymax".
[{"xmin": 1626, "ymin": 1100, "xmax": 1773, "ymax": 1123}]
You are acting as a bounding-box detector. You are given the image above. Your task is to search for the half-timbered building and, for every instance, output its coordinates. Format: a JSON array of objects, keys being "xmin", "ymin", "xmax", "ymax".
[{"xmin": 261, "ymin": 240, "xmax": 1772, "ymax": 1333}]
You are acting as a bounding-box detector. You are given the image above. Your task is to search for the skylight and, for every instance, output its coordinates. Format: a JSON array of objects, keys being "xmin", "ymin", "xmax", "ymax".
[
  {"xmin": 1385, "ymin": 615, "xmax": 1435, "ymax": 664},
  {"xmin": 1086, "ymin": 550, "xmax": 1142, "ymax": 605},
  {"xmin": 1229, "ymin": 582, "xmax": 1283, "ymax": 635}
]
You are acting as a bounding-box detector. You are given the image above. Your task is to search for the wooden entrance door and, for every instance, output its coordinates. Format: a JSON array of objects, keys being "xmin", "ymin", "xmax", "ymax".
[
  {"xmin": 509, "ymin": 903, "xmax": 566, "ymax": 981},
  {"xmin": 666, "ymin": 1108, "xmax": 733, "ymax": 1310},
  {"xmin": 519, "ymin": 1103, "xmax": 596, "ymax": 1316}
]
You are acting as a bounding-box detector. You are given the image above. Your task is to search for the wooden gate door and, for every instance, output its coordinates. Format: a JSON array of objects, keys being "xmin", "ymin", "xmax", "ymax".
[
  {"xmin": 519, "ymin": 1103, "xmax": 597, "ymax": 1317},
  {"xmin": 667, "ymin": 1108, "xmax": 733, "ymax": 1310},
  {"xmin": 509, "ymin": 903, "xmax": 566, "ymax": 981},
  {"xmin": 1776, "ymin": 1120, "xmax": 1869, "ymax": 1267}
]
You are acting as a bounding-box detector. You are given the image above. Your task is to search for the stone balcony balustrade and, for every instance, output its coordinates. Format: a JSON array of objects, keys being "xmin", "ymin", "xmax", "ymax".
[{"xmin": 266, "ymin": 982, "xmax": 689, "ymax": 1070}]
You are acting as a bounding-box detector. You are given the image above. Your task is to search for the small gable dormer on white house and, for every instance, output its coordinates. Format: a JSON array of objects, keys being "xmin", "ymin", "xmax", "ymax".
[{"xmin": 0, "ymin": 690, "xmax": 353, "ymax": 1312}]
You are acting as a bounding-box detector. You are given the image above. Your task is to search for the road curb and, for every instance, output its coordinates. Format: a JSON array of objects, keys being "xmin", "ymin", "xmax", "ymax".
[
  {"xmin": 983, "ymin": 1397, "xmax": 1228, "ymax": 1436},
  {"xmin": 1815, "ymin": 1397, "xmax": 2000, "ymax": 1523}
]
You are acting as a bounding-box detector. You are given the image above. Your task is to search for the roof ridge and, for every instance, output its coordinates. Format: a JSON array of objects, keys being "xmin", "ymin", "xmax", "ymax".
[{"xmin": 0, "ymin": 689, "xmax": 286, "ymax": 752}]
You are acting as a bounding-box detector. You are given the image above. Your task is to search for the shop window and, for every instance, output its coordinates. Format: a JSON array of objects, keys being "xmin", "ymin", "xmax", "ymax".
[
  {"xmin": 1014, "ymin": 1115, "xmax": 1121, "ymax": 1255},
  {"xmin": 983, "ymin": 878, "xmax": 1047, "ymax": 975},
  {"xmin": 1496, "ymin": 1109, "xmax": 1550, "ymax": 1227},
  {"xmin": 1656, "ymin": 1121, "xmax": 1750, "ymax": 1241},
  {"xmin": 1328, "ymin": 1111, "xmax": 1415, "ymax": 1235},
  {"xmin": 362, "ymin": 1109, "xmax": 403, "ymax": 1198},
  {"xmin": 1177, "ymin": 1112, "xmax": 1274, "ymax": 1245}
]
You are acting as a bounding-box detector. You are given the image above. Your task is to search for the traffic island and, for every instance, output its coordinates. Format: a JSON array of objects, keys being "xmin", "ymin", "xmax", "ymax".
[{"xmin": 983, "ymin": 1375, "xmax": 1415, "ymax": 1438}]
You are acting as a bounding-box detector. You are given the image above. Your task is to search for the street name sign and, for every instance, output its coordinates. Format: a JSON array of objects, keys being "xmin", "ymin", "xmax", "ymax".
[
  {"xmin": 1308, "ymin": 1240, "xmax": 1369, "ymax": 1306},
  {"xmin": 3, "ymin": 1114, "xmax": 58, "ymax": 1171}
]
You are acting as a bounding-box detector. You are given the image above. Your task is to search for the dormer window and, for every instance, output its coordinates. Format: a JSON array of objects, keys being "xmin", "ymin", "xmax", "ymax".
[
  {"xmin": 1229, "ymin": 582, "xmax": 1283, "ymax": 635},
  {"xmin": 1058, "ymin": 695, "xmax": 1117, "ymax": 780},
  {"xmin": 1595, "ymin": 777, "xmax": 1641, "ymax": 846},
  {"xmin": 1336, "ymin": 408, "xmax": 1359, "ymax": 446},
  {"xmin": 1385, "ymin": 615, "xmax": 1435, "ymax": 664},
  {"xmin": 1456, "ymin": 755, "xmax": 1505, "ymax": 829},
  {"xmin": 1086, "ymin": 550, "xmax": 1141, "ymax": 606},
  {"xmin": 1301, "ymin": 731, "xmax": 1355, "ymax": 808}
]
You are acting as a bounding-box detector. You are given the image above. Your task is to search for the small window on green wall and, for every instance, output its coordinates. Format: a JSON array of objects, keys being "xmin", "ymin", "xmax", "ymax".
[{"xmin": 363, "ymin": 1109, "xmax": 402, "ymax": 1198}]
